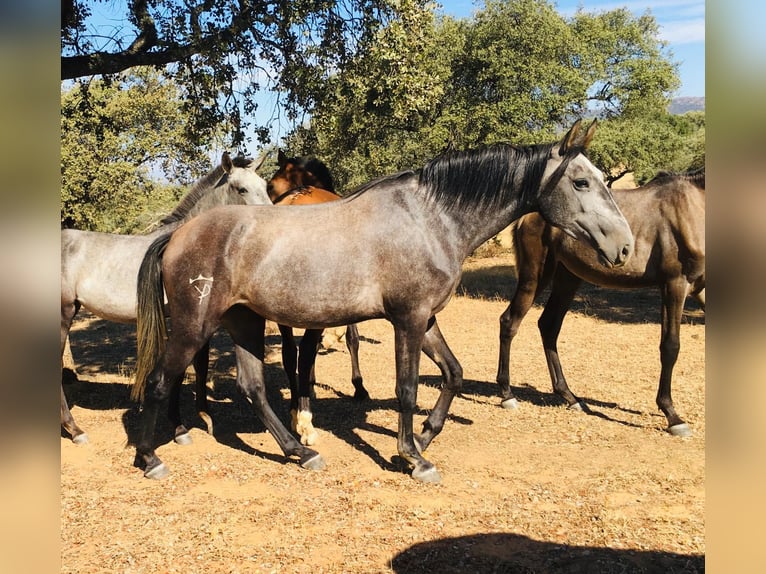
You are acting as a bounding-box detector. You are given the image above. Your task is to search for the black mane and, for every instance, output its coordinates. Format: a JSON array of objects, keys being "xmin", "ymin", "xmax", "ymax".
[
  {"xmin": 160, "ymin": 156, "xmax": 253, "ymax": 226},
  {"xmin": 289, "ymin": 156, "xmax": 336, "ymax": 191},
  {"xmin": 648, "ymin": 167, "xmax": 705, "ymax": 190},
  {"xmin": 418, "ymin": 143, "xmax": 555, "ymax": 215}
]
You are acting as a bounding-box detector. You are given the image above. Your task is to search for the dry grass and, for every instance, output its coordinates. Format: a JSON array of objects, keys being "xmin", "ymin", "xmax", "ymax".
[{"xmin": 61, "ymin": 256, "xmax": 704, "ymax": 573}]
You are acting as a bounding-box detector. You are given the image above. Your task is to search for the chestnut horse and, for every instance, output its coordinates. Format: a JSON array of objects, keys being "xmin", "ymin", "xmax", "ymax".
[{"xmin": 264, "ymin": 150, "xmax": 367, "ymax": 445}]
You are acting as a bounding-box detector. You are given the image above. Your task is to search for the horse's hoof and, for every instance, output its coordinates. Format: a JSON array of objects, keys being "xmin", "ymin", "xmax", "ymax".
[
  {"xmin": 300, "ymin": 452, "xmax": 326, "ymax": 471},
  {"xmin": 412, "ymin": 465, "xmax": 442, "ymax": 484},
  {"xmin": 174, "ymin": 432, "xmax": 193, "ymax": 446},
  {"xmin": 668, "ymin": 423, "xmax": 692, "ymax": 437},
  {"xmin": 353, "ymin": 389, "xmax": 370, "ymax": 402},
  {"xmin": 500, "ymin": 398, "xmax": 519, "ymax": 410},
  {"xmin": 72, "ymin": 433, "xmax": 89, "ymax": 445},
  {"xmin": 144, "ymin": 462, "xmax": 169, "ymax": 480},
  {"xmin": 568, "ymin": 401, "xmax": 586, "ymax": 412}
]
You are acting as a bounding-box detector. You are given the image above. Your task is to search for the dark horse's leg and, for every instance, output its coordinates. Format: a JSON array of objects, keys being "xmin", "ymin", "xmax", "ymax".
[
  {"xmin": 345, "ymin": 324, "xmax": 369, "ymax": 401},
  {"xmin": 165, "ymin": 341, "xmax": 213, "ymax": 445},
  {"xmin": 225, "ymin": 306, "xmax": 325, "ymax": 469},
  {"xmin": 61, "ymin": 299, "xmax": 88, "ymax": 444},
  {"xmin": 537, "ymin": 266, "xmax": 589, "ymax": 411},
  {"xmin": 497, "ymin": 218, "xmax": 550, "ymax": 409},
  {"xmin": 393, "ymin": 315, "xmax": 441, "ymax": 483},
  {"xmin": 415, "ymin": 317, "xmax": 463, "ymax": 453},
  {"xmin": 136, "ymin": 340, "xmax": 201, "ymax": 479},
  {"xmin": 658, "ymin": 278, "xmax": 692, "ymax": 436},
  {"xmin": 290, "ymin": 328, "xmax": 323, "ymax": 446},
  {"xmin": 278, "ymin": 324, "xmax": 299, "ymax": 401}
]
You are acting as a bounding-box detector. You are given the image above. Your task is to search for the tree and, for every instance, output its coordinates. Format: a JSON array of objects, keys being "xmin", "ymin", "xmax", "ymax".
[
  {"xmin": 61, "ymin": 0, "xmax": 434, "ymax": 149},
  {"xmin": 287, "ymin": 0, "xmax": 685, "ymax": 190},
  {"xmin": 61, "ymin": 69, "xmax": 217, "ymax": 232}
]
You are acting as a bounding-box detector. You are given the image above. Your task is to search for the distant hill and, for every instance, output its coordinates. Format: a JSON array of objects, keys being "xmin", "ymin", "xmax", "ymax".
[{"xmin": 669, "ymin": 97, "xmax": 705, "ymax": 114}]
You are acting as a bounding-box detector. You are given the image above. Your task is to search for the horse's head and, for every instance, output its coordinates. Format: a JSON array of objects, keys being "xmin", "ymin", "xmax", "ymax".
[
  {"xmin": 221, "ymin": 152, "xmax": 271, "ymax": 205},
  {"xmin": 537, "ymin": 120, "xmax": 633, "ymax": 268},
  {"xmin": 267, "ymin": 150, "xmax": 334, "ymax": 202}
]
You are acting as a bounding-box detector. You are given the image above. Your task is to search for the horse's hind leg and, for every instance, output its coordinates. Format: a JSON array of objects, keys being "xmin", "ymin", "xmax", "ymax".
[
  {"xmin": 136, "ymin": 346, "xmax": 200, "ymax": 479},
  {"xmin": 278, "ymin": 324, "xmax": 299, "ymax": 400},
  {"xmin": 416, "ymin": 317, "xmax": 463, "ymax": 453},
  {"xmin": 192, "ymin": 341, "xmax": 213, "ymax": 435},
  {"xmin": 61, "ymin": 385, "xmax": 88, "ymax": 444},
  {"xmin": 345, "ymin": 324, "xmax": 369, "ymax": 401},
  {"xmin": 658, "ymin": 279, "xmax": 692, "ymax": 437},
  {"xmin": 164, "ymin": 341, "xmax": 212, "ymax": 445},
  {"xmin": 497, "ymin": 224, "xmax": 549, "ymax": 409},
  {"xmin": 61, "ymin": 300, "xmax": 87, "ymax": 443},
  {"xmin": 538, "ymin": 267, "xmax": 587, "ymax": 411},
  {"xmin": 225, "ymin": 306, "xmax": 324, "ymax": 470},
  {"xmin": 62, "ymin": 337, "xmax": 78, "ymax": 383},
  {"xmin": 292, "ymin": 329, "xmax": 323, "ymax": 446}
]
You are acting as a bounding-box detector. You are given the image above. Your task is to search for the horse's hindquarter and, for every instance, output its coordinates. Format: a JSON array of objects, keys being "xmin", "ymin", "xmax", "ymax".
[{"xmin": 62, "ymin": 229, "xmax": 153, "ymax": 322}]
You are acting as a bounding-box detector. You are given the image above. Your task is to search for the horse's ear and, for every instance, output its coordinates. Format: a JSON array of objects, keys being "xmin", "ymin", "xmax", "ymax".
[
  {"xmin": 222, "ymin": 152, "xmax": 233, "ymax": 174},
  {"xmin": 559, "ymin": 119, "xmax": 582, "ymax": 155},
  {"xmin": 277, "ymin": 149, "xmax": 287, "ymax": 167},
  {"xmin": 253, "ymin": 152, "xmax": 268, "ymax": 171},
  {"xmin": 583, "ymin": 119, "xmax": 598, "ymax": 149}
]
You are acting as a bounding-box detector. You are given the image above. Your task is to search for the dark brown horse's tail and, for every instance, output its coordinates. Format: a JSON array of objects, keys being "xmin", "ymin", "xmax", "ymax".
[{"xmin": 132, "ymin": 233, "xmax": 172, "ymax": 402}]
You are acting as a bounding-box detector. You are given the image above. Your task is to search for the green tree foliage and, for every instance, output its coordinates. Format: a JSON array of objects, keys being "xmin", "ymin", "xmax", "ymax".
[
  {"xmin": 286, "ymin": 0, "xmax": 699, "ymax": 190},
  {"xmin": 61, "ymin": 0, "xmax": 432, "ymax": 148},
  {"xmin": 61, "ymin": 69, "xmax": 216, "ymax": 232}
]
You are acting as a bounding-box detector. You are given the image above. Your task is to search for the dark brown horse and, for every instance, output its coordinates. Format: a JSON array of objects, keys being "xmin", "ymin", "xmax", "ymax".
[
  {"xmin": 133, "ymin": 121, "xmax": 634, "ymax": 483},
  {"xmin": 266, "ymin": 151, "xmax": 367, "ymax": 446},
  {"xmin": 496, "ymin": 169, "xmax": 705, "ymax": 436}
]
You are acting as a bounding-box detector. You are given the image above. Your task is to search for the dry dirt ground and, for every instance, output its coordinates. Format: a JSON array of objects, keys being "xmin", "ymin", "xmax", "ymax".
[{"xmin": 61, "ymin": 254, "xmax": 705, "ymax": 573}]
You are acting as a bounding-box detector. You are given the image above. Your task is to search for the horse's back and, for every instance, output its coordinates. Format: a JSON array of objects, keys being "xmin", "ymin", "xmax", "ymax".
[{"xmin": 61, "ymin": 228, "xmax": 157, "ymax": 322}]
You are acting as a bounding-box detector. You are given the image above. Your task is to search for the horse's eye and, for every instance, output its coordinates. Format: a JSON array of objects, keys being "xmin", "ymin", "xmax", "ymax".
[
  {"xmin": 238, "ymin": 187, "xmax": 248, "ymax": 195},
  {"xmin": 574, "ymin": 179, "xmax": 589, "ymax": 190}
]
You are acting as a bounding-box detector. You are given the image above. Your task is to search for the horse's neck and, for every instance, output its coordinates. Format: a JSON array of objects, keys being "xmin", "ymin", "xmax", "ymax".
[{"xmin": 448, "ymin": 195, "xmax": 534, "ymax": 258}]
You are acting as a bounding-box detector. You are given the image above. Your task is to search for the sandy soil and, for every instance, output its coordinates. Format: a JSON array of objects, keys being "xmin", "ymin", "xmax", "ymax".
[{"xmin": 61, "ymin": 254, "xmax": 705, "ymax": 573}]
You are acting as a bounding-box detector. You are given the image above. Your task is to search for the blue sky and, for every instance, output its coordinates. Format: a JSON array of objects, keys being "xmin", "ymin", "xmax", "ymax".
[{"xmin": 438, "ymin": 0, "xmax": 705, "ymax": 97}]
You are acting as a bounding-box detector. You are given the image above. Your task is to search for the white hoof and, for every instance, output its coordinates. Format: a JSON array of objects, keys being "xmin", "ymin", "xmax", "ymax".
[
  {"xmin": 500, "ymin": 398, "xmax": 519, "ymax": 410},
  {"xmin": 668, "ymin": 423, "xmax": 692, "ymax": 437}
]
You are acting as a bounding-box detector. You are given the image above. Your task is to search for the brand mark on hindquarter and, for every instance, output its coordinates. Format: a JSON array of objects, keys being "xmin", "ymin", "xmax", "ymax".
[{"xmin": 189, "ymin": 274, "xmax": 214, "ymax": 304}]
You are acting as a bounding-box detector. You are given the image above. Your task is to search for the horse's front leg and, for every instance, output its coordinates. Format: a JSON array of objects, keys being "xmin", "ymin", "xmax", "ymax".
[
  {"xmin": 393, "ymin": 319, "xmax": 440, "ymax": 483},
  {"xmin": 345, "ymin": 323, "xmax": 369, "ymax": 401},
  {"xmin": 659, "ymin": 279, "xmax": 692, "ymax": 437},
  {"xmin": 291, "ymin": 329, "xmax": 323, "ymax": 446},
  {"xmin": 416, "ymin": 317, "xmax": 463, "ymax": 452}
]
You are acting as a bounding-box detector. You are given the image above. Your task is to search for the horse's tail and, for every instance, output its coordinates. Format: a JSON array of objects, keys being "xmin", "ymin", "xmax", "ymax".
[{"xmin": 132, "ymin": 233, "xmax": 172, "ymax": 402}]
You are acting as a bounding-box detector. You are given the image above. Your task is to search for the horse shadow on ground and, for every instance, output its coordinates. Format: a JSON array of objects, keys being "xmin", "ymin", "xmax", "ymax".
[
  {"xmin": 391, "ymin": 532, "xmax": 703, "ymax": 573},
  {"xmin": 422, "ymin": 374, "xmax": 650, "ymax": 432},
  {"xmin": 457, "ymin": 263, "xmax": 705, "ymax": 326}
]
